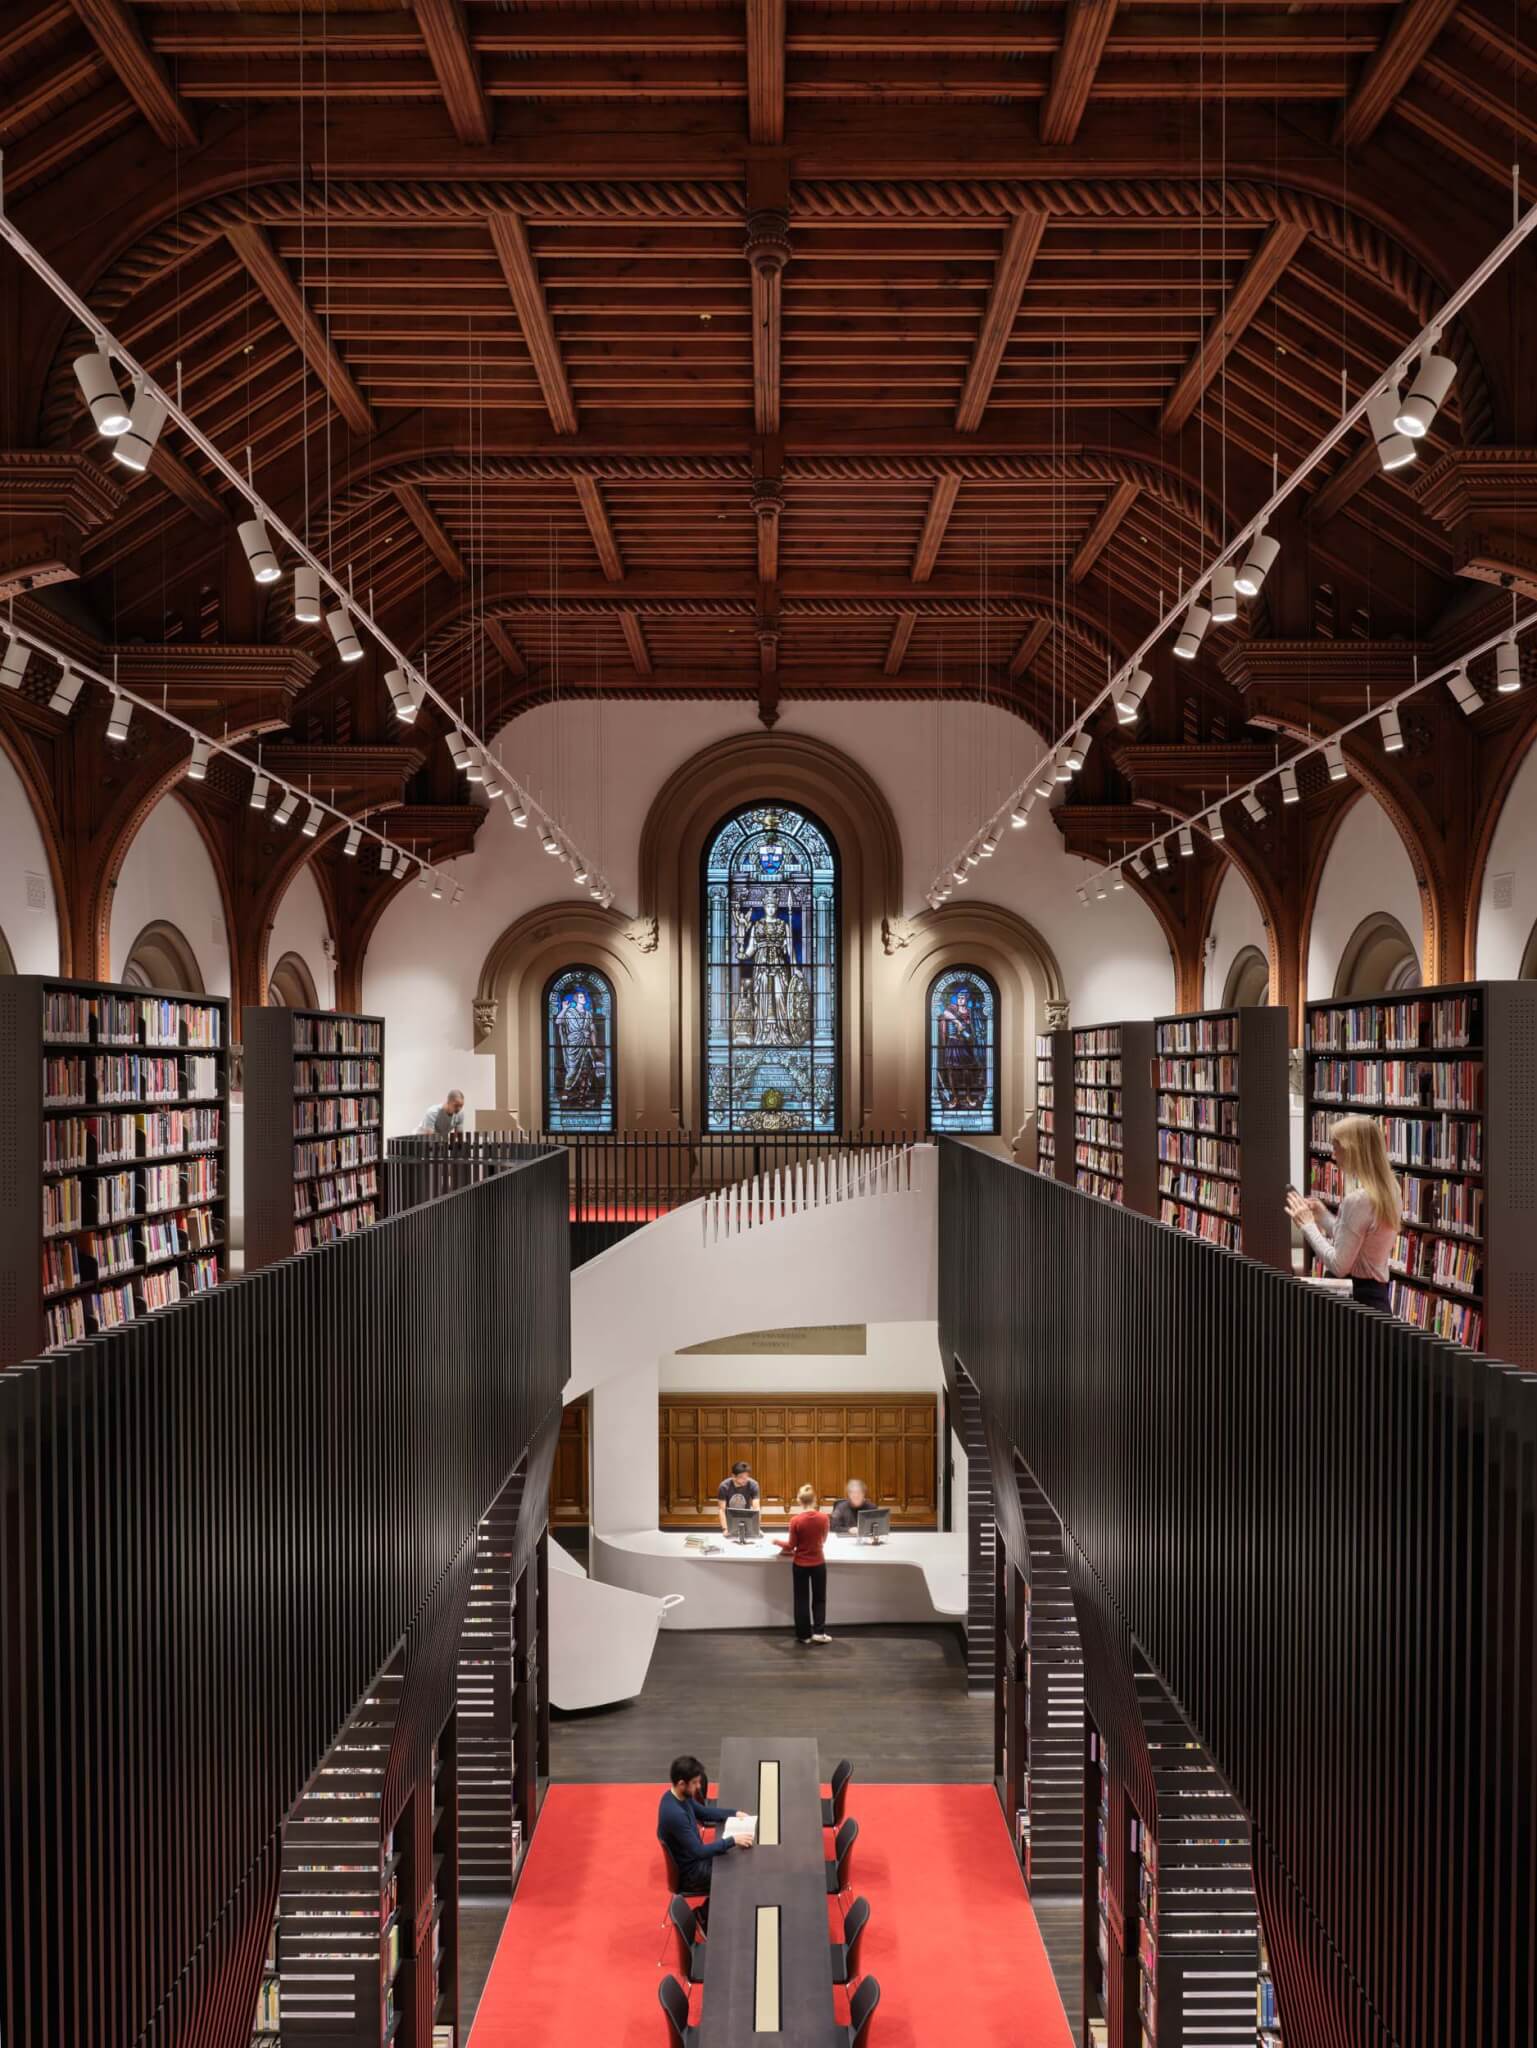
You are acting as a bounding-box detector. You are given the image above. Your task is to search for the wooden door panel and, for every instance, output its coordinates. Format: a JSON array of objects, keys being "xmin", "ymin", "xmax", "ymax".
[{"xmin": 658, "ymin": 1395, "xmax": 939, "ymax": 1526}]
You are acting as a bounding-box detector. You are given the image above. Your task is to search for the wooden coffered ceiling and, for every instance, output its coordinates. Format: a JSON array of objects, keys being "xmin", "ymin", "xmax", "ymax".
[{"xmin": 1, "ymin": 0, "xmax": 1533, "ymax": 799}]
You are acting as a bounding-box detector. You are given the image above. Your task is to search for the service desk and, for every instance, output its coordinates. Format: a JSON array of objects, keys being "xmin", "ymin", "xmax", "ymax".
[
  {"xmin": 700, "ymin": 1735, "xmax": 842, "ymax": 2048},
  {"xmin": 595, "ymin": 1527, "xmax": 966, "ymax": 1630}
]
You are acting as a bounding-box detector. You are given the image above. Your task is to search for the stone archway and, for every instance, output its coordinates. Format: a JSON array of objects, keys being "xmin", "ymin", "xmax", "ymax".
[
  {"xmin": 1333, "ymin": 911, "xmax": 1422, "ymax": 998},
  {"xmin": 122, "ymin": 918, "xmax": 205, "ymax": 995}
]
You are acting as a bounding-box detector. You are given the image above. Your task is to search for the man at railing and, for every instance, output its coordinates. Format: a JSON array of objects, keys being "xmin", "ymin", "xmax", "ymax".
[{"xmin": 417, "ymin": 1088, "xmax": 465, "ymax": 1139}]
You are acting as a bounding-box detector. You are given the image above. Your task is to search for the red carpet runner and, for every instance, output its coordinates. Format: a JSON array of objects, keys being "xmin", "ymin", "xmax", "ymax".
[{"xmin": 467, "ymin": 1782, "xmax": 1073, "ymax": 2047}]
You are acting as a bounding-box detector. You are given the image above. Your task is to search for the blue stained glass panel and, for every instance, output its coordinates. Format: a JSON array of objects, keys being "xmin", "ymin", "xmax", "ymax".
[
  {"xmin": 544, "ymin": 966, "xmax": 616, "ymax": 1132},
  {"xmin": 927, "ymin": 967, "xmax": 999, "ymax": 1134},
  {"xmin": 702, "ymin": 801, "xmax": 839, "ymax": 1133}
]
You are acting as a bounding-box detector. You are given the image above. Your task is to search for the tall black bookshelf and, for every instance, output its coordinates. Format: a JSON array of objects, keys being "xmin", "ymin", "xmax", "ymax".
[
  {"xmin": 0, "ymin": 973, "xmax": 228, "ymax": 1368},
  {"xmin": 244, "ymin": 1006, "xmax": 385, "ymax": 1271},
  {"xmin": 1035, "ymin": 1028, "xmax": 1073, "ymax": 1182},
  {"xmin": 1072, "ymin": 1021, "xmax": 1157, "ymax": 1216},
  {"xmin": 1153, "ymin": 1004, "xmax": 1290, "ymax": 1269},
  {"xmin": 1303, "ymin": 979, "xmax": 1537, "ymax": 1364}
]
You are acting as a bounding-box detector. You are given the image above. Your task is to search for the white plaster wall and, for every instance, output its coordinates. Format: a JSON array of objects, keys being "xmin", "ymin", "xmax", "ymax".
[
  {"xmin": 267, "ymin": 861, "xmax": 335, "ymax": 1008},
  {"xmin": 108, "ymin": 792, "xmax": 229, "ymax": 997},
  {"xmin": 1204, "ymin": 863, "xmax": 1269, "ymax": 1009},
  {"xmin": 1476, "ymin": 742, "xmax": 1537, "ymax": 979},
  {"xmin": 0, "ymin": 748, "xmax": 60, "ymax": 972},
  {"xmin": 1305, "ymin": 790, "xmax": 1422, "ymax": 1001},
  {"xmin": 659, "ymin": 1320, "xmax": 943, "ymax": 1398},
  {"xmin": 362, "ymin": 698, "xmax": 1175, "ymax": 1132}
]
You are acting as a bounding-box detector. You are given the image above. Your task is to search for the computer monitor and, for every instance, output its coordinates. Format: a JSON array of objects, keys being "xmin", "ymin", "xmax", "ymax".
[
  {"xmin": 856, "ymin": 1506, "xmax": 891, "ymax": 1544},
  {"xmin": 726, "ymin": 1507, "xmax": 762, "ymax": 1544}
]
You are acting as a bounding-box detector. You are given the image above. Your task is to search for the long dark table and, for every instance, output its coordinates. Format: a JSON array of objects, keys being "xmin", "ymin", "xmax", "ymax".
[{"xmin": 697, "ymin": 1734, "xmax": 843, "ymax": 2046}]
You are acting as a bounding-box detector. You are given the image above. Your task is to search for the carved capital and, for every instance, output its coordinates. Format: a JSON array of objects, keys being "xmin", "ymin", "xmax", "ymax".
[
  {"xmin": 472, "ymin": 997, "xmax": 499, "ymax": 1045},
  {"xmin": 745, "ymin": 209, "xmax": 792, "ymax": 278},
  {"xmin": 1044, "ymin": 998, "xmax": 1071, "ymax": 1030},
  {"xmin": 624, "ymin": 913, "xmax": 659, "ymax": 953},
  {"xmin": 750, "ymin": 478, "xmax": 785, "ymax": 525},
  {"xmin": 881, "ymin": 914, "xmax": 916, "ymax": 955}
]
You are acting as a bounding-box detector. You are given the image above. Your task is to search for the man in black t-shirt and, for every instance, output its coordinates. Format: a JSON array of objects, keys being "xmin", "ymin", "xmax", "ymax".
[
  {"xmin": 716, "ymin": 1460, "xmax": 762, "ymax": 1531},
  {"xmin": 829, "ymin": 1477, "xmax": 868, "ymax": 1534}
]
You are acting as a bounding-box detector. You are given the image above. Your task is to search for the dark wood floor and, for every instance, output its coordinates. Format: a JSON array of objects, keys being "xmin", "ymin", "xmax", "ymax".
[{"xmin": 1034, "ymin": 1896, "xmax": 1084, "ymax": 2040}]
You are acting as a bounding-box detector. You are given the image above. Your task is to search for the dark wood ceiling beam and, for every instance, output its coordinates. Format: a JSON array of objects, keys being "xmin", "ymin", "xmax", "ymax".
[
  {"xmin": 393, "ymin": 481, "xmax": 466, "ymax": 582},
  {"xmin": 68, "ymin": 0, "xmax": 197, "ymax": 149},
  {"xmin": 911, "ymin": 472, "xmax": 961, "ymax": 583},
  {"xmin": 747, "ymin": 0, "xmax": 785, "ymax": 145},
  {"xmin": 487, "ymin": 209, "xmax": 579, "ymax": 433},
  {"xmin": 225, "ymin": 225, "xmax": 375, "ymax": 436},
  {"xmin": 1069, "ymin": 482, "xmax": 1140, "ymax": 585},
  {"xmin": 484, "ymin": 617, "xmax": 528, "ymax": 678},
  {"xmin": 147, "ymin": 446, "xmax": 225, "ymax": 525},
  {"xmin": 1040, "ymin": 0, "xmax": 1117, "ymax": 145},
  {"xmin": 1335, "ymin": 0, "xmax": 1459, "ymax": 148},
  {"xmin": 954, "ymin": 209, "xmax": 1048, "ymax": 433},
  {"xmin": 1008, "ymin": 618, "xmax": 1052, "ymax": 679},
  {"xmin": 572, "ymin": 473, "xmax": 625, "ymax": 582},
  {"xmin": 1309, "ymin": 440, "xmax": 1382, "ymax": 527},
  {"xmin": 882, "ymin": 610, "xmax": 916, "ymax": 676},
  {"xmin": 1158, "ymin": 221, "xmax": 1309, "ymax": 434},
  {"xmin": 619, "ymin": 611, "xmax": 653, "ymax": 676},
  {"xmin": 413, "ymin": 0, "xmax": 492, "ymax": 146}
]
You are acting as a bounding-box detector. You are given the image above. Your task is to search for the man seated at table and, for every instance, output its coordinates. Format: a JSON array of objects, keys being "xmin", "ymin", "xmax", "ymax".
[
  {"xmin": 658, "ymin": 1754, "xmax": 753, "ymax": 1898},
  {"xmin": 716, "ymin": 1460, "xmax": 763, "ymax": 1533},
  {"xmin": 828, "ymin": 1477, "xmax": 869, "ymax": 1534}
]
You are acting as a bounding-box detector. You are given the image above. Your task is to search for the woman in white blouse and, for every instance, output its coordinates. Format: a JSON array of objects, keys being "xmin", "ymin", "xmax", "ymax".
[{"xmin": 1285, "ymin": 1113, "xmax": 1402, "ymax": 1313}]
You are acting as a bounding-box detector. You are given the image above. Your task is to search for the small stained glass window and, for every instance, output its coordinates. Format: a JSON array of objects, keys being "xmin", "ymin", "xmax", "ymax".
[
  {"xmin": 543, "ymin": 966, "xmax": 616, "ymax": 1133},
  {"xmin": 927, "ymin": 967, "xmax": 999, "ymax": 1135}
]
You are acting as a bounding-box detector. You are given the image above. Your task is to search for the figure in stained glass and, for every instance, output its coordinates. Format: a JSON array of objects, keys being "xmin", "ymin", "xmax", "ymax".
[
  {"xmin": 543, "ymin": 966, "xmax": 616, "ymax": 1132},
  {"xmin": 927, "ymin": 967, "xmax": 999, "ymax": 1135}
]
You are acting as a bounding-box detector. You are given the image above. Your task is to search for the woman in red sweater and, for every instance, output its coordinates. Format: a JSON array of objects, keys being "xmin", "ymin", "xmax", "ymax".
[{"xmin": 777, "ymin": 1483, "xmax": 833, "ymax": 1645}]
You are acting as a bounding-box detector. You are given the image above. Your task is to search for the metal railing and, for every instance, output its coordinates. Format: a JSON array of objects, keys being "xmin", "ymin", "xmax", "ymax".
[{"xmin": 701, "ymin": 1141, "xmax": 918, "ymax": 1242}]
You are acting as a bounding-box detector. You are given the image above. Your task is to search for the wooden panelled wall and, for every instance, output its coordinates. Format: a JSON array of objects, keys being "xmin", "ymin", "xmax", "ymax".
[
  {"xmin": 659, "ymin": 1394, "xmax": 938, "ymax": 1525},
  {"xmin": 941, "ymin": 1140, "xmax": 1537, "ymax": 2048},
  {"xmin": 0, "ymin": 1151, "xmax": 568, "ymax": 2048}
]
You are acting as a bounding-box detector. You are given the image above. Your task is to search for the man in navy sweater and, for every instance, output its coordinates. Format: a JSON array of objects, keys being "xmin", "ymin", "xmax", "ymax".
[{"xmin": 658, "ymin": 1754, "xmax": 754, "ymax": 1896}]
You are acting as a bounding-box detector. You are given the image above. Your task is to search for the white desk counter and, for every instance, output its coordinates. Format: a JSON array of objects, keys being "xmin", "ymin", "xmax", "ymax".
[{"xmin": 593, "ymin": 1527, "xmax": 966, "ymax": 1631}]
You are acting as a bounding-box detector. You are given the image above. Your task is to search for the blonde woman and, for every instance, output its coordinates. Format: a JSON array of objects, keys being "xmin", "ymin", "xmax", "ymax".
[
  {"xmin": 775, "ymin": 1483, "xmax": 832, "ymax": 1645},
  {"xmin": 1285, "ymin": 1113, "xmax": 1403, "ymax": 1312}
]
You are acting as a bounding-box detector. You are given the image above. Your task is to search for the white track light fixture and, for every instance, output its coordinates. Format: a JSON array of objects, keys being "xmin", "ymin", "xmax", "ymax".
[
  {"xmin": 238, "ymin": 517, "xmax": 280, "ymax": 585},
  {"xmin": 384, "ymin": 668, "xmax": 418, "ymax": 723},
  {"xmin": 484, "ymin": 762, "xmax": 505, "ymax": 799},
  {"xmin": 49, "ymin": 668, "xmax": 83, "ymax": 717},
  {"xmin": 1207, "ymin": 808, "xmax": 1226, "ymax": 844},
  {"xmin": 1241, "ymin": 789, "xmax": 1267, "ymax": 824},
  {"xmin": 112, "ymin": 384, "xmax": 167, "ymax": 472},
  {"xmin": 274, "ymin": 791, "xmax": 299, "ymax": 826},
  {"xmin": 293, "ymin": 566, "xmax": 322, "ymax": 625},
  {"xmin": 106, "ymin": 692, "xmax": 132, "ymax": 743},
  {"xmin": 327, "ymin": 606, "xmax": 364, "ymax": 663},
  {"xmin": 1235, "ymin": 529, "xmax": 1280, "ymax": 598},
  {"xmin": 1209, "ymin": 566, "xmax": 1238, "ymax": 624},
  {"xmin": 1054, "ymin": 753, "xmax": 1073, "ymax": 783},
  {"xmin": 1380, "ymin": 706, "xmax": 1404, "ymax": 753},
  {"xmin": 464, "ymin": 751, "xmax": 485, "ymax": 785},
  {"xmin": 1152, "ymin": 839, "xmax": 1170, "ymax": 871},
  {"xmin": 303, "ymin": 802, "xmax": 323, "ymax": 838},
  {"xmin": 508, "ymin": 798, "xmax": 528, "ymax": 827},
  {"xmin": 590, "ymin": 881, "xmax": 606, "ymax": 901},
  {"xmin": 952, "ymin": 863, "xmax": 968, "ymax": 886},
  {"xmin": 1115, "ymin": 667, "xmax": 1153, "ymax": 722},
  {"xmin": 1446, "ymin": 665, "xmax": 1481, "ymax": 715},
  {"xmin": 1130, "ymin": 855, "xmax": 1149, "ymax": 880},
  {"xmin": 446, "ymin": 728, "xmax": 473, "ymax": 772},
  {"xmin": 1366, "ymin": 387, "xmax": 1416, "ymax": 472},
  {"xmin": 1010, "ymin": 799, "xmax": 1031, "ymax": 828},
  {"xmin": 1496, "ymin": 634, "xmax": 1522, "ymax": 693},
  {"xmin": 542, "ymin": 829, "xmax": 561, "ymax": 856},
  {"xmin": 1112, "ymin": 869, "xmax": 1125, "ymax": 890},
  {"xmin": 1077, "ymin": 886, "xmax": 1090, "ymax": 908},
  {"xmin": 1067, "ymin": 730, "xmax": 1093, "ymax": 773},
  {"xmin": 964, "ymin": 848, "xmax": 981, "ymax": 868},
  {"xmin": 344, "ymin": 824, "xmax": 361, "ymax": 857},
  {"xmin": 1280, "ymin": 762, "xmax": 1300, "ymax": 804},
  {"xmin": 186, "ymin": 734, "xmax": 211, "ymax": 780},
  {"xmin": 1395, "ymin": 346, "xmax": 1457, "ymax": 439},
  {"xmin": 250, "ymin": 772, "xmax": 270, "ymax": 811},
  {"xmin": 379, "ymin": 845, "xmax": 395, "ymax": 875},
  {"xmin": 1095, "ymin": 879, "xmax": 1109, "ymax": 901},
  {"xmin": 431, "ymin": 875, "xmax": 444, "ymax": 901},
  {"xmin": 1325, "ymin": 737, "xmax": 1348, "ymax": 781},
  {"xmin": 418, "ymin": 863, "xmax": 433, "ymax": 891},
  {"xmin": 73, "ymin": 350, "xmax": 132, "ymax": 436},
  {"xmin": 1178, "ymin": 825, "xmax": 1194, "ymax": 857},
  {"xmin": 573, "ymin": 859, "xmax": 589, "ymax": 884},
  {"xmin": 1173, "ymin": 599, "xmax": 1211, "ymax": 660},
  {"xmin": 1034, "ymin": 760, "xmax": 1058, "ymax": 798},
  {"xmin": 981, "ymin": 829, "xmax": 999, "ymax": 856},
  {"xmin": 1, "ymin": 637, "xmax": 30, "ymax": 689}
]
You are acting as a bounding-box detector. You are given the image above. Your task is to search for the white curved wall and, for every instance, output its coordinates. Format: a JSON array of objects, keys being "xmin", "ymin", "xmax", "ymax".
[
  {"xmin": 1476, "ymin": 742, "xmax": 1537, "ymax": 979},
  {"xmin": 267, "ymin": 862, "xmax": 334, "ymax": 1007},
  {"xmin": 109, "ymin": 791, "xmax": 229, "ymax": 997},
  {"xmin": 0, "ymin": 748, "xmax": 60, "ymax": 973},
  {"xmin": 1305, "ymin": 790, "xmax": 1422, "ymax": 1001},
  {"xmin": 1205, "ymin": 864, "xmax": 1269, "ymax": 1009}
]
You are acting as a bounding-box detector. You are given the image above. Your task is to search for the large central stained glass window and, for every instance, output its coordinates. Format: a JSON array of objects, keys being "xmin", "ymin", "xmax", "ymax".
[{"xmin": 702, "ymin": 801, "xmax": 839, "ymax": 1132}]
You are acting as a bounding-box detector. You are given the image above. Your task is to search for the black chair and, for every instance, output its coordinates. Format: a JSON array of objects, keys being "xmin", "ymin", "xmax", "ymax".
[
  {"xmin": 822, "ymin": 1758, "xmax": 854, "ymax": 1830},
  {"xmin": 845, "ymin": 1974, "xmax": 881, "ymax": 2046},
  {"xmin": 825, "ymin": 1815, "xmax": 859, "ymax": 1895},
  {"xmin": 829, "ymin": 1895, "xmax": 870, "ymax": 1986},
  {"xmin": 668, "ymin": 1894, "xmax": 707, "ymax": 1985},
  {"xmin": 659, "ymin": 1972, "xmax": 699, "ymax": 2048}
]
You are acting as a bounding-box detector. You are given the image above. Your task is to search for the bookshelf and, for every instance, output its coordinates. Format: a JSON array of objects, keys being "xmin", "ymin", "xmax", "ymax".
[
  {"xmin": 429, "ymin": 1717, "xmax": 459, "ymax": 2048},
  {"xmin": 1086, "ymin": 1727, "xmax": 1112, "ymax": 2048},
  {"xmin": 243, "ymin": 1007, "xmax": 385, "ymax": 1271},
  {"xmin": 1072, "ymin": 1022, "xmax": 1156, "ymax": 1215},
  {"xmin": 1256, "ymin": 1925, "xmax": 1281, "ymax": 2044},
  {"xmin": 1136, "ymin": 1817, "xmax": 1157, "ymax": 2048},
  {"xmin": 1153, "ymin": 1004, "xmax": 1291, "ymax": 1269},
  {"xmin": 1303, "ymin": 980, "xmax": 1537, "ymax": 1364},
  {"xmin": 0, "ymin": 973, "xmax": 228, "ymax": 1369},
  {"xmin": 1035, "ymin": 1028, "xmax": 1073, "ymax": 1183},
  {"xmin": 253, "ymin": 1913, "xmax": 280, "ymax": 2041}
]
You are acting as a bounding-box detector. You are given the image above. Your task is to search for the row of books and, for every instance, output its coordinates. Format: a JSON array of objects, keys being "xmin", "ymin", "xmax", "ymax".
[
  {"xmin": 1075, "ymin": 1028, "xmax": 1121, "ymax": 1057},
  {"xmin": 1158, "ymin": 1093, "xmax": 1239, "ymax": 1136},
  {"xmin": 41, "ymin": 1261, "xmax": 215, "ymax": 1348},
  {"xmin": 1077, "ymin": 1086, "xmax": 1121, "ymax": 1117},
  {"xmin": 1075, "ymin": 1116, "xmax": 1122, "ymax": 1150},
  {"xmin": 1036, "ymin": 1038, "xmax": 1055, "ymax": 1172},
  {"xmin": 1076, "ymin": 1167, "xmax": 1123, "ymax": 1201},
  {"xmin": 1159, "ymin": 1198, "xmax": 1240, "ymax": 1251},
  {"xmin": 43, "ymin": 1108, "xmax": 221, "ymax": 1170},
  {"xmin": 43, "ymin": 1054, "xmax": 219, "ymax": 1107},
  {"xmin": 1158, "ymin": 1168, "xmax": 1240, "ymax": 1217},
  {"xmin": 294, "ymin": 1133, "xmax": 380, "ymax": 1180},
  {"xmin": 1308, "ymin": 994, "xmax": 1477, "ymax": 1053},
  {"xmin": 1156, "ymin": 1016, "xmax": 1236, "ymax": 1055},
  {"xmin": 294, "ymin": 1096, "xmax": 383, "ymax": 1136},
  {"xmin": 294, "ymin": 1057, "xmax": 382, "ymax": 1095},
  {"xmin": 1156, "ymin": 1056, "xmax": 1238, "ymax": 1093},
  {"xmin": 1075, "ymin": 1059, "xmax": 1120, "ymax": 1087},
  {"xmin": 1392, "ymin": 1230, "xmax": 1481, "ymax": 1297},
  {"xmin": 43, "ymin": 1162, "xmax": 221, "ymax": 1235},
  {"xmin": 1310, "ymin": 1111, "xmax": 1482, "ymax": 1173},
  {"xmin": 43, "ymin": 990, "xmax": 221, "ymax": 1048},
  {"xmin": 43, "ymin": 1229, "xmax": 135, "ymax": 1294},
  {"xmin": 296, "ymin": 1201, "xmax": 378, "ymax": 1252},
  {"xmin": 1156, "ymin": 1129, "xmax": 1239, "ymax": 1177},
  {"xmin": 1310, "ymin": 1058, "xmax": 1483, "ymax": 1111},
  {"xmin": 293, "ymin": 1017, "xmax": 382, "ymax": 1056},
  {"xmin": 1402, "ymin": 1173, "xmax": 1483, "ymax": 1237},
  {"xmin": 1390, "ymin": 1280, "xmax": 1483, "ymax": 1349},
  {"xmin": 295, "ymin": 1169, "xmax": 379, "ymax": 1220}
]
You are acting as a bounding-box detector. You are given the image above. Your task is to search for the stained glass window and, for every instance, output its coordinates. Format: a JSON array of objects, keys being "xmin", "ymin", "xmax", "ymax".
[
  {"xmin": 702, "ymin": 802, "xmax": 839, "ymax": 1133},
  {"xmin": 927, "ymin": 967, "xmax": 999, "ymax": 1135},
  {"xmin": 543, "ymin": 966, "xmax": 616, "ymax": 1133}
]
